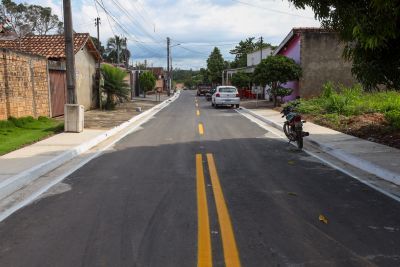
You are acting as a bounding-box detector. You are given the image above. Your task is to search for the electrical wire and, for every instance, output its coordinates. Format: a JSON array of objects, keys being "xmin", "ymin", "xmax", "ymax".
[{"xmin": 231, "ymin": 0, "xmax": 315, "ymax": 19}]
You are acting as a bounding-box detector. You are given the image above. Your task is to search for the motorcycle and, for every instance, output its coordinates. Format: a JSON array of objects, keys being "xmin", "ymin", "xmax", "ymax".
[{"xmin": 280, "ymin": 102, "xmax": 309, "ymax": 149}]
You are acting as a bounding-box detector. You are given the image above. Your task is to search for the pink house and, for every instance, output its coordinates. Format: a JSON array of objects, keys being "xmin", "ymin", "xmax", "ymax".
[{"xmin": 274, "ymin": 28, "xmax": 355, "ymax": 101}]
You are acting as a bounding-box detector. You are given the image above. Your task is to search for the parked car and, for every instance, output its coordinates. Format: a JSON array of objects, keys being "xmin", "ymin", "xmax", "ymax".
[
  {"xmin": 206, "ymin": 88, "xmax": 216, "ymax": 101},
  {"xmin": 211, "ymin": 86, "xmax": 240, "ymax": 108}
]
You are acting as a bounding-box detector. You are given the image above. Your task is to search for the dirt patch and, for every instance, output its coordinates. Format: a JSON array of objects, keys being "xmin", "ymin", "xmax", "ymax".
[{"xmin": 302, "ymin": 113, "xmax": 400, "ymax": 149}]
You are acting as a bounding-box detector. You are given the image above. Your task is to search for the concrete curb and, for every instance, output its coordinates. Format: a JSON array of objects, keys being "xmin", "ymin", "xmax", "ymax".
[
  {"xmin": 239, "ymin": 107, "xmax": 400, "ymax": 185},
  {"xmin": 0, "ymin": 92, "xmax": 180, "ymax": 201}
]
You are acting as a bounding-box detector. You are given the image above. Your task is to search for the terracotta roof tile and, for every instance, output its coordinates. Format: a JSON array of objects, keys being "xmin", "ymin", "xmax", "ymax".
[{"xmin": 0, "ymin": 33, "xmax": 100, "ymax": 60}]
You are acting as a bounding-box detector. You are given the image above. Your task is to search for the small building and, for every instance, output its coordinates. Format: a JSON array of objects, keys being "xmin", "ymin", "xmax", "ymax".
[
  {"xmin": 0, "ymin": 33, "xmax": 101, "ymax": 116},
  {"xmin": 223, "ymin": 47, "xmax": 273, "ymax": 88},
  {"xmin": 274, "ymin": 27, "xmax": 356, "ymax": 101}
]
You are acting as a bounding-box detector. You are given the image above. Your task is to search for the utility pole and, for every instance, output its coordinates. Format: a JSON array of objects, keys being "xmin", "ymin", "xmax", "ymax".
[
  {"xmin": 95, "ymin": 17, "xmax": 101, "ymax": 68},
  {"xmin": 167, "ymin": 37, "xmax": 170, "ymax": 96},
  {"xmin": 63, "ymin": 0, "xmax": 83, "ymax": 133},
  {"xmin": 63, "ymin": 0, "xmax": 76, "ymax": 104},
  {"xmin": 260, "ymin": 36, "xmax": 263, "ymax": 62},
  {"xmin": 116, "ymin": 36, "xmax": 120, "ymax": 65},
  {"xmin": 95, "ymin": 17, "xmax": 101, "ymax": 108}
]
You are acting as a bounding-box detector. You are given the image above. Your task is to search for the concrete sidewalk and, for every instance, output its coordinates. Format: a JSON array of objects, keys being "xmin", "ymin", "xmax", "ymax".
[
  {"xmin": 0, "ymin": 92, "xmax": 179, "ymax": 204},
  {"xmin": 241, "ymin": 108, "xmax": 400, "ymax": 186}
]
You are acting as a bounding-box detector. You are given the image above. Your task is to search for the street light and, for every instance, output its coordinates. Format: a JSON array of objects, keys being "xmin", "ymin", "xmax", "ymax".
[{"xmin": 170, "ymin": 43, "xmax": 181, "ymax": 92}]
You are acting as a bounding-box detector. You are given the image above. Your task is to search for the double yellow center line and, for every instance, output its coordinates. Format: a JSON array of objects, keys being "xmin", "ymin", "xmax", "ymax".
[{"xmin": 196, "ymin": 153, "xmax": 241, "ymax": 267}]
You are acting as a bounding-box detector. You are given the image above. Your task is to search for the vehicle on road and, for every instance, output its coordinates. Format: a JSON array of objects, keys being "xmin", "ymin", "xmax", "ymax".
[
  {"xmin": 206, "ymin": 88, "xmax": 216, "ymax": 101},
  {"xmin": 197, "ymin": 84, "xmax": 212, "ymax": 96},
  {"xmin": 281, "ymin": 102, "xmax": 309, "ymax": 149},
  {"xmin": 211, "ymin": 86, "xmax": 240, "ymax": 108}
]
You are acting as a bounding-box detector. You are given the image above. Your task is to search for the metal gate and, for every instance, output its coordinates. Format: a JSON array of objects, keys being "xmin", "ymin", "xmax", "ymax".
[{"xmin": 49, "ymin": 70, "xmax": 66, "ymax": 117}]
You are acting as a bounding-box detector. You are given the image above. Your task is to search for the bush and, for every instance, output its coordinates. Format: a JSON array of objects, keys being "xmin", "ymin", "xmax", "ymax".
[
  {"xmin": 385, "ymin": 110, "xmax": 400, "ymax": 129},
  {"xmin": 298, "ymin": 82, "xmax": 400, "ymax": 117},
  {"xmin": 8, "ymin": 116, "xmax": 35, "ymax": 127}
]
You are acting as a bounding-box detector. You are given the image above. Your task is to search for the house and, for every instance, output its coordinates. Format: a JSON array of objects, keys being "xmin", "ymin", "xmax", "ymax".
[
  {"xmin": 0, "ymin": 33, "xmax": 101, "ymax": 116},
  {"xmin": 131, "ymin": 67, "xmax": 165, "ymax": 97},
  {"xmin": 274, "ymin": 27, "xmax": 356, "ymax": 101},
  {"xmin": 246, "ymin": 47, "xmax": 274, "ymax": 67}
]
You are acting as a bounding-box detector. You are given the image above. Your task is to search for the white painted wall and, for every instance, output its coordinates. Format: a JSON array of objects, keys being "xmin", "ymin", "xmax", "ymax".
[{"xmin": 247, "ymin": 47, "xmax": 273, "ymax": 67}]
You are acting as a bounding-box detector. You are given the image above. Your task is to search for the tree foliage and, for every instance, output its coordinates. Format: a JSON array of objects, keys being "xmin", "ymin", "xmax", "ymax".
[
  {"xmin": 104, "ymin": 36, "xmax": 131, "ymax": 66},
  {"xmin": 231, "ymin": 71, "xmax": 252, "ymax": 88},
  {"xmin": 139, "ymin": 71, "xmax": 156, "ymax": 97},
  {"xmin": 0, "ymin": 0, "xmax": 62, "ymax": 36},
  {"xmin": 207, "ymin": 47, "xmax": 225, "ymax": 85},
  {"xmin": 289, "ymin": 0, "xmax": 400, "ymax": 90},
  {"xmin": 229, "ymin": 37, "xmax": 276, "ymax": 68},
  {"xmin": 101, "ymin": 64, "xmax": 130, "ymax": 109},
  {"xmin": 254, "ymin": 55, "xmax": 302, "ymax": 106}
]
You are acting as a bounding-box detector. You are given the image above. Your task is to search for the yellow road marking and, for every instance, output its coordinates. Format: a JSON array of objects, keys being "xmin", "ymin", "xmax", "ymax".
[
  {"xmin": 197, "ymin": 110, "xmax": 200, "ymax": 116},
  {"xmin": 198, "ymin": 123, "xmax": 204, "ymax": 135},
  {"xmin": 206, "ymin": 154, "xmax": 241, "ymax": 267},
  {"xmin": 196, "ymin": 154, "xmax": 213, "ymax": 267}
]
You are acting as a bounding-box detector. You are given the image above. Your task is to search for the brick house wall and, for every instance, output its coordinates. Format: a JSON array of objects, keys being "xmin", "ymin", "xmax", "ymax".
[{"xmin": 0, "ymin": 49, "xmax": 50, "ymax": 120}]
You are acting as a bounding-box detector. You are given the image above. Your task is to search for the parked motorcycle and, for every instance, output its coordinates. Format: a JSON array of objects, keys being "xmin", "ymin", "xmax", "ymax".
[{"xmin": 280, "ymin": 102, "xmax": 309, "ymax": 149}]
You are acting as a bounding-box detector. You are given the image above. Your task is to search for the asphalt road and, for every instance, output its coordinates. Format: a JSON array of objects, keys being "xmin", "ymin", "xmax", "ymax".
[{"xmin": 1, "ymin": 90, "xmax": 400, "ymax": 267}]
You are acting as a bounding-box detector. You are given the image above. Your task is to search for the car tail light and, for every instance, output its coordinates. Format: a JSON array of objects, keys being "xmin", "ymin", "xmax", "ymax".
[
  {"xmin": 236, "ymin": 93, "xmax": 240, "ymax": 97},
  {"xmin": 216, "ymin": 93, "xmax": 220, "ymax": 97},
  {"xmin": 294, "ymin": 115, "xmax": 302, "ymax": 122}
]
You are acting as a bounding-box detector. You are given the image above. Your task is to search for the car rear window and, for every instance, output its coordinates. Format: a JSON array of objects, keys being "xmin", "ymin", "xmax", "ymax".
[{"xmin": 219, "ymin": 87, "xmax": 237, "ymax": 93}]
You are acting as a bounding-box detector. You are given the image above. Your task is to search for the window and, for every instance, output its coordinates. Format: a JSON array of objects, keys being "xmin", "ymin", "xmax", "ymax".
[{"xmin": 219, "ymin": 87, "xmax": 237, "ymax": 93}]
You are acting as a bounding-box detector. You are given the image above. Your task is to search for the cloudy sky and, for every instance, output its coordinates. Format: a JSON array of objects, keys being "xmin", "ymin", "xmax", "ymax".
[{"xmin": 21, "ymin": 0, "xmax": 320, "ymax": 69}]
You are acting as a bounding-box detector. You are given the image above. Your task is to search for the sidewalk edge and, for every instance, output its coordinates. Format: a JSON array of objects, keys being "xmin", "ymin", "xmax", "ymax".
[{"xmin": 239, "ymin": 107, "xmax": 400, "ymax": 185}]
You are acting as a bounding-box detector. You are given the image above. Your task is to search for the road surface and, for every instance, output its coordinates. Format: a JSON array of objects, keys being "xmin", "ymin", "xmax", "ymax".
[{"xmin": 0, "ymin": 90, "xmax": 399, "ymax": 267}]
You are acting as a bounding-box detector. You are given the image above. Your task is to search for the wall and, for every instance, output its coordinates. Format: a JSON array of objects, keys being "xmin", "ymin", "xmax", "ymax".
[
  {"xmin": 300, "ymin": 32, "xmax": 356, "ymax": 98},
  {"xmin": 247, "ymin": 47, "xmax": 273, "ymax": 67},
  {"xmin": 75, "ymin": 46, "xmax": 96, "ymax": 110},
  {"xmin": 0, "ymin": 49, "xmax": 50, "ymax": 120},
  {"xmin": 277, "ymin": 34, "xmax": 301, "ymax": 102}
]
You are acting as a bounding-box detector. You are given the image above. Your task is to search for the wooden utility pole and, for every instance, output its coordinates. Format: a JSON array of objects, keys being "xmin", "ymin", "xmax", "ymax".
[
  {"xmin": 63, "ymin": 0, "xmax": 76, "ymax": 104},
  {"xmin": 167, "ymin": 37, "xmax": 170, "ymax": 96}
]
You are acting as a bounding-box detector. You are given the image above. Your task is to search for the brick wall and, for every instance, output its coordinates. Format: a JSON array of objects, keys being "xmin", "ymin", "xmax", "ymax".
[{"xmin": 0, "ymin": 49, "xmax": 50, "ymax": 120}]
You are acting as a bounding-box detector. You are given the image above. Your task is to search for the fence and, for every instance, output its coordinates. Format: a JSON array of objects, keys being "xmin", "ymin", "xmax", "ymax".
[{"xmin": 0, "ymin": 49, "xmax": 50, "ymax": 120}]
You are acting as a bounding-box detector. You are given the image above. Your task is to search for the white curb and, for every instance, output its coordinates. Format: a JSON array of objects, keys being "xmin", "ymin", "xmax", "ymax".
[
  {"xmin": 0, "ymin": 92, "xmax": 180, "ymax": 202},
  {"xmin": 239, "ymin": 107, "xmax": 400, "ymax": 186}
]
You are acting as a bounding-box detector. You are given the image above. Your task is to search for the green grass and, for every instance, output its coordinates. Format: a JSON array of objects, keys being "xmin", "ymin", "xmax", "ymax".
[
  {"xmin": 295, "ymin": 82, "xmax": 400, "ymax": 129},
  {"xmin": 0, "ymin": 116, "xmax": 64, "ymax": 155}
]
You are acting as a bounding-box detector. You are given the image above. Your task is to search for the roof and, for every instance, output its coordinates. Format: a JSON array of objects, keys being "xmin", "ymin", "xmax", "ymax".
[
  {"xmin": 273, "ymin": 27, "xmax": 335, "ymax": 55},
  {"xmin": 0, "ymin": 33, "xmax": 101, "ymax": 60}
]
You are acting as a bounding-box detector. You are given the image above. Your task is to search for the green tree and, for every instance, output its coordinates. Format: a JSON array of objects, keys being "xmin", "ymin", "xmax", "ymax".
[
  {"xmin": 0, "ymin": 0, "xmax": 62, "ymax": 36},
  {"xmin": 26, "ymin": 5, "xmax": 63, "ymax": 35},
  {"xmin": 231, "ymin": 71, "xmax": 252, "ymax": 89},
  {"xmin": 101, "ymin": 64, "xmax": 130, "ymax": 110},
  {"xmin": 289, "ymin": 0, "xmax": 400, "ymax": 90},
  {"xmin": 207, "ymin": 47, "xmax": 224, "ymax": 85},
  {"xmin": 229, "ymin": 37, "xmax": 276, "ymax": 68},
  {"xmin": 91, "ymin": 37, "xmax": 106, "ymax": 58},
  {"xmin": 254, "ymin": 55, "xmax": 302, "ymax": 106},
  {"xmin": 139, "ymin": 71, "xmax": 156, "ymax": 98},
  {"xmin": 105, "ymin": 36, "xmax": 131, "ymax": 66}
]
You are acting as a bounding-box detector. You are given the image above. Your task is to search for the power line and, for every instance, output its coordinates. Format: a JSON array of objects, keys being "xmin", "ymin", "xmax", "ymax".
[{"xmin": 232, "ymin": 0, "xmax": 315, "ymax": 19}]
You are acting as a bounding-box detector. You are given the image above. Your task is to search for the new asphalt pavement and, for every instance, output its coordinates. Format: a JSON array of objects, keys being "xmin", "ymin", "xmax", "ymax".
[{"xmin": 0, "ymin": 90, "xmax": 399, "ymax": 267}]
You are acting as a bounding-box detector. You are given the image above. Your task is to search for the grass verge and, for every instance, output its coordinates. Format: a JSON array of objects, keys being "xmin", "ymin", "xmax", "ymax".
[
  {"xmin": 0, "ymin": 116, "xmax": 64, "ymax": 156},
  {"xmin": 290, "ymin": 82, "xmax": 400, "ymax": 149}
]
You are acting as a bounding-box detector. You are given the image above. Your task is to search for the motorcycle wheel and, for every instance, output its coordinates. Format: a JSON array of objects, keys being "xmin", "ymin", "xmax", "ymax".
[
  {"xmin": 296, "ymin": 129, "xmax": 303, "ymax": 149},
  {"xmin": 283, "ymin": 122, "xmax": 291, "ymax": 139}
]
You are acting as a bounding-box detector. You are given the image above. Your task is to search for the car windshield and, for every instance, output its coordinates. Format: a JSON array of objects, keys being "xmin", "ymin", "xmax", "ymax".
[{"xmin": 219, "ymin": 87, "xmax": 237, "ymax": 93}]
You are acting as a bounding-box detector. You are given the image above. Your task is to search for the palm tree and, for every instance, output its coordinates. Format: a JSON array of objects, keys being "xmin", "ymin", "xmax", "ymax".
[
  {"xmin": 105, "ymin": 36, "xmax": 130, "ymax": 66},
  {"xmin": 101, "ymin": 64, "xmax": 130, "ymax": 109}
]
